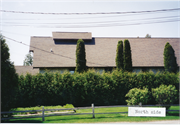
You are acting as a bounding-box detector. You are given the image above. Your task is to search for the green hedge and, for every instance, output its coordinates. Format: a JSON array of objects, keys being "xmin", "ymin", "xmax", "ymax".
[{"xmin": 16, "ymin": 70, "xmax": 179, "ymax": 107}]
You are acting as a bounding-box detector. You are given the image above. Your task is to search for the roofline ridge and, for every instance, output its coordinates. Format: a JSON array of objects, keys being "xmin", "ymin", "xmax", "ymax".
[
  {"xmin": 52, "ymin": 31, "xmax": 91, "ymax": 33},
  {"xmin": 31, "ymin": 36, "xmax": 52, "ymax": 38},
  {"xmin": 93, "ymin": 37, "xmax": 180, "ymax": 39}
]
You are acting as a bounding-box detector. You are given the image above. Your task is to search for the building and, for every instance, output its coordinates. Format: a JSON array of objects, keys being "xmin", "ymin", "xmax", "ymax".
[
  {"xmin": 18, "ymin": 32, "xmax": 180, "ymax": 75},
  {"xmin": 15, "ymin": 66, "xmax": 39, "ymax": 76}
]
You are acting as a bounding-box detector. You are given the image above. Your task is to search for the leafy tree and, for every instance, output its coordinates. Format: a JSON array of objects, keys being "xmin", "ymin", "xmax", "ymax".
[
  {"xmin": 145, "ymin": 34, "xmax": 151, "ymax": 38},
  {"xmin": 116, "ymin": 40, "xmax": 123, "ymax": 70},
  {"xmin": 75, "ymin": 39, "xmax": 87, "ymax": 73},
  {"xmin": 23, "ymin": 52, "xmax": 33, "ymax": 66},
  {"xmin": 1, "ymin": 34, "xmax": 18, "ymax": 117},
  {"xmin": 163, "ymin": 42, "xmax": 178, "ymax": 73},
  {"xmin": 123, "ymin": 39, "xmax": 132, "ymax": 72}
]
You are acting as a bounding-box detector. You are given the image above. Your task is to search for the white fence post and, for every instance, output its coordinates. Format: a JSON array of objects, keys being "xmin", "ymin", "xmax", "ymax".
[
  {"xmin": 92, "ymin": 103, "xmax": 95, "ymax": 118},
  {"xmin": 42, "ymin": 106, "xmax": 45, "ymax": 121}
]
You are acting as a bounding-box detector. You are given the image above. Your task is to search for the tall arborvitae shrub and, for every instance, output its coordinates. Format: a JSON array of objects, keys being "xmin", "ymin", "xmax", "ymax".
[
  {"xmin": 116, "ymin": 40, "xmax": 123, "ymax": 70},
  {"xmin": 163, "ymin": 42, "xmax": 178, "ymax": 73},
  {"xmin": 1, "ymin": 34, "xmax": 18, "ymax": 118},
  {"xmin": 75, "ymin": 39, "xmax": 87, "ymax": 73},
  {"xmin": 123, "ymin": 39, "xmax": 132, "ymax": 72}
]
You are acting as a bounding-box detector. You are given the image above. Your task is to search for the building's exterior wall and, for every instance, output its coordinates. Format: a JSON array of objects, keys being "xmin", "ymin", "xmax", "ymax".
[
  {"xmin": 133, "ymin": 67, "xmax": 165, "ymax": 73},
  {"xmin": 93, "ymin": 68, "xmax": 105, "ymax": 74},
  {"xmin": 39, "ymin": 67, "xmax": 168, "ymax": 74},
  {"xmin": 17, "ymin": 66, "xmax": 179, "ymax": 75},
  {"xmin": 15, "ymin": 66, "xmax": 39, "ymax": 75},
  {"xmin": 39, "ymin": 68, "xmax": 69, "ymax": 74}
]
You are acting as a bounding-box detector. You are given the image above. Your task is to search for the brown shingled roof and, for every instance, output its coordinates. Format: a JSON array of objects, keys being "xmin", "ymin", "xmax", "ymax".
[
  {"xmin": 15, "ymin": 66, "xmax": 39, "ymax": 75},
  {"xmin": 29, "ymin": 33, "xmax": 180, "ymax": 68}
]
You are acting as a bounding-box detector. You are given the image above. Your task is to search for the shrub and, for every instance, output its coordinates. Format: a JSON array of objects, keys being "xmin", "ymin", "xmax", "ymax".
[
  {"xmin": 72, "ymin": 73, "xmax": 86, "ymax": 106},
  {"xmin": 151, "ymin": 84, "xmax": 178, "ymax": 109},
  {"xmin": 16, "ymin": 70, "xmax": 179, "ymax": 107},
  {"xmin": 125, "ymin": 88, "xmax": 149, "ymax": 105},
  {"xmin": 75, "ymin": 39, "xmax": 87, "ymax": 73},
  {"xmin": 123, "ymin": 39, "xmax": 132, "ymax": 72},
  {"xmin": 163, "ymin": 42, "xmax": 178, "ymax": 73},
  {"xmin": 116, "ymin": 40, "xmax": 123, "ymax": 70}
]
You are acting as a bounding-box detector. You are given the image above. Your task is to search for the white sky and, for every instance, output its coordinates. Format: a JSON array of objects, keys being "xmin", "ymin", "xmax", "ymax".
[{"xmin": 0, "ymin": 0, "xmax": 180, "ymax": 65}]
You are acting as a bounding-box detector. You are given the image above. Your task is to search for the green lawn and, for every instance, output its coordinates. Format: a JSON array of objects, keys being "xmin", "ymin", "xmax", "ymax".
[{"xmin": 4, "ymin": 106, "xmax": 180, "ymax": 123}]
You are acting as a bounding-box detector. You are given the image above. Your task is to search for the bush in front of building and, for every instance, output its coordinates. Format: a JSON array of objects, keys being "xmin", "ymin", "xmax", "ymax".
[
  {"xmin": 16, "ymin": 70, "xmax": 179, "ymax": 107},
  {"xmin": 125, "ymin": 87, "xmax": 149, "ymax": 105},
  {"xmin": 75, "ymin": 39, "xmax": 87, "ymax": 73},
  {"xmin": 163, "ymin": 42, "xmax": 178, "ymax": 73},
  {"xmin": 116, "ymin": 40, "xmax": 124, "ymax": 70},
  {"xmin": 123, "ymin": 39, "xmax": 132, "ymax": 72},
  {"xmin": 152, "ymin": 84, "xmax": 178, "ymax": 110}
]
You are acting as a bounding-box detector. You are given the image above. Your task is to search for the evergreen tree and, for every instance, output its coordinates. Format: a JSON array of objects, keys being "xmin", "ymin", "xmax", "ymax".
[
  {"xmin": 116, "ymin": 40, "xmax": 123, "ymax": 70},
  {"xmin": 23, "ymin": 52, "xmax": 33, "ymax": 66},
  {"xmin": 163, "ymin": 42, "xmax": 178, "ymax": 73},
  {"xmin": 75, "ymin": 39, "xmax": 87, "ymax": 73},
  {"xmin": 123, "ymin": 39, "xmax": 132, "ymax": 72},
  {"xmin": 1, "ymin": 34, "xmax": 18, "ymax": 116}
]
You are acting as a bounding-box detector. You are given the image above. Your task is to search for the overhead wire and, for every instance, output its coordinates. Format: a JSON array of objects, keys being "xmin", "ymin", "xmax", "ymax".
[
  {"xmin": 2, "ymin": 18, "xmax": 179, "ymax": 28},
  {"xmin": 1, "ymin": 8, "xmax": 179, "ymax": 28},
  {"xmin": 1, "ymin": 9, "xmax": 179, "ymax": 20},
  {"xmin": 2, "ymin": 15, "xmax": 179, "ymax": 25},
  {"xmin": 1, "ymin": 8, "xmax": 180, "ymax": 15}
]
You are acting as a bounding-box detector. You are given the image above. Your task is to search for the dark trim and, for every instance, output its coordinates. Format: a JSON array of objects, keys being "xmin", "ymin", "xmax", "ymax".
[
  {"xmin": 34, "ymin": 66, "xmax": 167, "ymax": 69},
  {"xmin": 54, "ymin": 38, "xmax": 94, "ymax": 45}
]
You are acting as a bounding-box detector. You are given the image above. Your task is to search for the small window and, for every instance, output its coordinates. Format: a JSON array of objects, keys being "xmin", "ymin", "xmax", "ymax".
[{"xmin": 70, "ymin": 70, "xmax": 75, "ymax": 74}]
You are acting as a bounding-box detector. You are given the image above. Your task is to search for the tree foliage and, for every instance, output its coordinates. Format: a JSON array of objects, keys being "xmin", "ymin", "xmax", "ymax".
[
  {"xmin": 123, "ymin": 39, "xmax": 132, "ymax": 72},
  {"xmin": 125, "ymin": 88, "xmax": 149, "ymax": 105},
  {"xmin": 163, "ymin": 42, "xmax": 178, "ymax": 73},
  {"xmin": 145, "ymin": 34, "xmax": 151, "ymax": 38},
  {"xmin": 1, "ymin": 34, "xmax": 18, "ymax": 114},
  {"xmin": 23, "ymin": 52, "xmax": 33, "ymax": 66},
  {"xmin": 116, "ymin": 40, "xmax": 123, "ymax": 70},
  {"xmin": 152, "ymin": 84, "xmax": 178, "ymax": 109},
  {"xmin": 75, "ymin": 39, "xmax": 87, "ymax": 73},
  {"xmin": 16, "ymin": 70, "xmax": 179, "ymax": 107}
]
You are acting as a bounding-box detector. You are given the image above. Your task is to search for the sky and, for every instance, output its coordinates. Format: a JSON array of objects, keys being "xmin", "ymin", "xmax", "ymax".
[{"xmin": 0, "ymin": 0, "xmax": 180, "ymax": 66}]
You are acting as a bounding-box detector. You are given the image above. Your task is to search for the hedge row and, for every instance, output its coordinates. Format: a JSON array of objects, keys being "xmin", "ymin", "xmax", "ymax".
[{"xmin": 16, "ymin": 70, "xmax": 179, "ymax": 107}]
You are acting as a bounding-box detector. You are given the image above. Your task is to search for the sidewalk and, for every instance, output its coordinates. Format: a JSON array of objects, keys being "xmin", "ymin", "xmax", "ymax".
[{"xmin": 104, "ymin": 120, "xmax": 180, "ymax": 124}]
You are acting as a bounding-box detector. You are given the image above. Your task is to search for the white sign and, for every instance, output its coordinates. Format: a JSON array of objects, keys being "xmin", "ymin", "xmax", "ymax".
[{"xmin": 128, "ymin": 107, "xmax": 166, "ymax": 117}]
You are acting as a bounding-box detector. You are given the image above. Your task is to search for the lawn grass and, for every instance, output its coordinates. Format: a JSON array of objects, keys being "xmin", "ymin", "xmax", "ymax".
[
  {"xmin": 5, "ymin": 106, "xmax": 180, "ymax": 123},
  {"xmin": 11, "ymin": 104, "xmax": 74, "ymax": 115}
]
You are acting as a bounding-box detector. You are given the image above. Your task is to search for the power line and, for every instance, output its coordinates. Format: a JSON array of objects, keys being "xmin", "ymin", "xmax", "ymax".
[
  {"xmin": 2, "ymin": 18, "xmax": 179, "ymax": 28},
  {"xmin": 2, "ymin": 35, "xmax": 109, "ymax": 67},
  {"xmin": 2, "ymin": 15, "xmax": 179, "ymax": 25},
  {"xmin": 1, "ymin": 9, "xmax": 178, "ymax": 20},
  {"xmin": 0, "ymin": 8, "xmax": 180, "ymax": 15}
]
